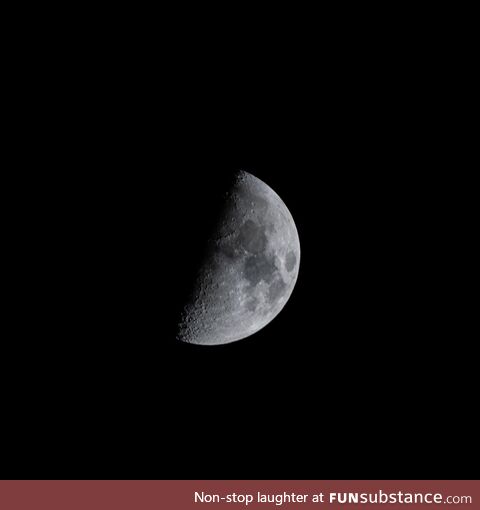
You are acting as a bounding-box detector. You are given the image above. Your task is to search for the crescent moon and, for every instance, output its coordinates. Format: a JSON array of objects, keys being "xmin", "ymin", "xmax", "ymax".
[{"xmin": 177, "ymin": 171, "xmax": 300, "ymax": 345}]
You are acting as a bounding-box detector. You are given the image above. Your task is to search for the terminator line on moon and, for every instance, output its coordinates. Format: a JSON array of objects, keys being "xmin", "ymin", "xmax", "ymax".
[{"xmin": 177, "ymin": 171, "xmax": 300, "ymax": 345}]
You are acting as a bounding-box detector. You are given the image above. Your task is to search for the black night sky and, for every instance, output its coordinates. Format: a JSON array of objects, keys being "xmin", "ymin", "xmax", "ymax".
[{"xmin": 2, "ymin": 26, "xmax": 476, "ymax": 481}]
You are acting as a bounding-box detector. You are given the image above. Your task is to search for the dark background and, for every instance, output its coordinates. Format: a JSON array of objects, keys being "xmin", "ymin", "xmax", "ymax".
[{"xmin": 3, "ymin": 14, "xmax": 477, "ymax": 480}]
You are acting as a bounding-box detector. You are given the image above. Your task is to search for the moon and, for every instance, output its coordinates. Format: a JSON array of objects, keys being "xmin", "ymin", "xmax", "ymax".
[{"xmin": 177, "ymin": 171, "xmax": 300, "ymax": 345}]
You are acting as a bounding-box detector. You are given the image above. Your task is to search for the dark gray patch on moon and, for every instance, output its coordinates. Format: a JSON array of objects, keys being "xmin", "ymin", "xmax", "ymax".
[
  {"xmin": 248, "ymin": 193, "xmax": 269, "ymax": 215},
  {"xmin": 238, "ymin": 220, "xmax": 267, "ymax": 254},
  {"xmin": 268, "ymin": 278, "xmax": 287, "ymax": 304},
  {"xmin": 219, "ymin": 242, "xmax": 237, "ymax": 259},
  {"xmin": 246, "ymin": 297, "xmax": 258, "ymax": 311},
  {"xmin": 244, "ymin": 254, "xmax": 277, "ymax": 286},
  {"xmin": 285, "ymin": 251, "xmax": 297, "ymax": 272}
]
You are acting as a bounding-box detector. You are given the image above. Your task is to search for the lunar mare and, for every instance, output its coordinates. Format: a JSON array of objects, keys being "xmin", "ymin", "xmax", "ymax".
[{"xmin": 177, "ymin": 171, "xmax": 300, "ymax": 345}]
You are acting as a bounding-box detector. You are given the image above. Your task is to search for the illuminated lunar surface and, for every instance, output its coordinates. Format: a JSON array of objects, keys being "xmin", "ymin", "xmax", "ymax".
[{"xmin": 177, "ymin": 171, "xmax": 300, "ymax": 345}]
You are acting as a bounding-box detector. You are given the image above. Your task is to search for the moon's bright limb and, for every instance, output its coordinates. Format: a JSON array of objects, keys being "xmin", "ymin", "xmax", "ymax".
[{"xmin": 177, "ymin": 171, "xmax": 300, "ymax": 345}]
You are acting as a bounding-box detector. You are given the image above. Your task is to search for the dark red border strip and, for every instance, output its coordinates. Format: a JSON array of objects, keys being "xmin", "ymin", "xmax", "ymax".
[{"xmin": 0, "ymin": 480, "xmax": 478, "ymax": 509}]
